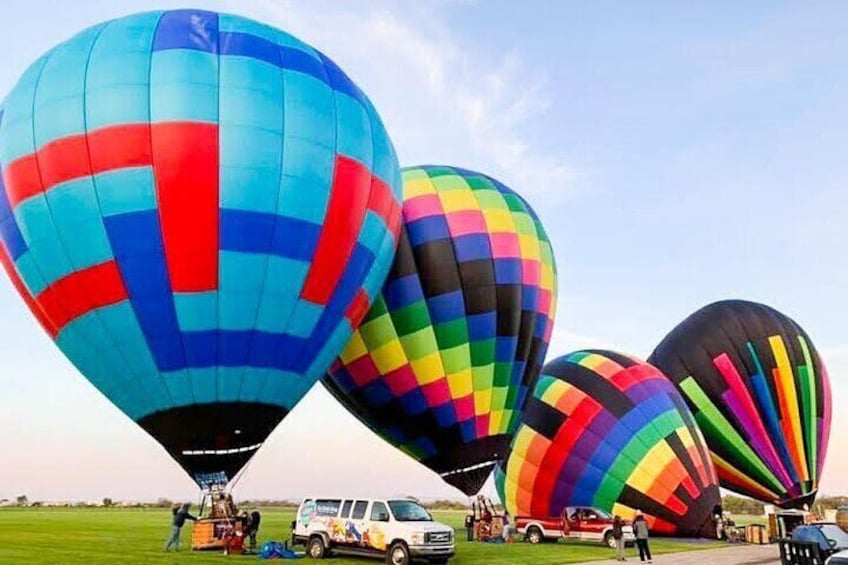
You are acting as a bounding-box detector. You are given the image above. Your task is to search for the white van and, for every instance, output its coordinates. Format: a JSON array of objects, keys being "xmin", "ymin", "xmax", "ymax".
[{"xmin": 291, "ymin": 496, "xmax": 456, "ymax": 565}]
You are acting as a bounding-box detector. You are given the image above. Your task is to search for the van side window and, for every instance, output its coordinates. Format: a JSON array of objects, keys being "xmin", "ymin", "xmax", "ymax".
[
  {"xmin": 315, "ymin": 499, "xmax": 342, "ymax": 517},
  {"xmin": 340, "ymin": 500, "xmax": 353, "ymax": 519},
  {"xmin": 370, "ymin": 501, "xmax": 389, "ymax": 522},
  {"xmin": 351, "ymin": 500, "xmax": 368, "ymax": 520}
]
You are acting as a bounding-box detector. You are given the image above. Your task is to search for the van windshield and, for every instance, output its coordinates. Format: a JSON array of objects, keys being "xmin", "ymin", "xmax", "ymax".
[{"xmin": 388, "ymin": 500, "xmax": 433, "ymax": 522}]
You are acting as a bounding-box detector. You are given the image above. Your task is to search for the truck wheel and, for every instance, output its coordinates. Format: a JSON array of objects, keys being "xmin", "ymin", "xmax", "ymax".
[
  {"xmin": 527, "ymin": 526, "xmax": 543, "ymax": 544},
  {"xmin": 603, "ymin": 532, "xmax": 616, "ymax": 549},
  {"xmin": 386, "ymin": 541, "xmax": 410, "ymax": 565},
  {"xmin": 308, "ymin": 536, "xmax": 327, "ymax": 559}
]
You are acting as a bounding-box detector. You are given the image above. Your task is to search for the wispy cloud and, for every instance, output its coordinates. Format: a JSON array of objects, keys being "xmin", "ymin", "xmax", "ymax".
[{"xmin": 239, "ymin": 0, "xmax": 578, "ymax": 205}]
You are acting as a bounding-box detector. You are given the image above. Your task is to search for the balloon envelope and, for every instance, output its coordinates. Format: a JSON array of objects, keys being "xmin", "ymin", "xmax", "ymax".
[
  {"xmin": 325, "ymin": 165, "xmax": 557, "ymax": 495},
  {"xmin": 496, "ymin": 350, "xmax": 720, "ymax": 537},
  {"xmin": 649, "ymin": 300, "xmax": 831, "ymax": 508},
  {"xmin": 0, "ymin": 10, "xmax": 402, "ymax": 484}
]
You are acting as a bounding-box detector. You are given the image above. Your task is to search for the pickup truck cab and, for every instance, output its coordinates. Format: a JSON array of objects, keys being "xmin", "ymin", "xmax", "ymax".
[
  {"xmin": 515, "ymin": 506, "xmax": 635, "ymax": 548},
  {"xmin": 292, "ymin": 496, "xmax": 455, "ymax": 565}
]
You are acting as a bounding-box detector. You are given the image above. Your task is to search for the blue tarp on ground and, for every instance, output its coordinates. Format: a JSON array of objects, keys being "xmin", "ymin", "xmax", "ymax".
[{"xmin": 259, "ymin": 541, "xmax": 299, "ymax": 559}]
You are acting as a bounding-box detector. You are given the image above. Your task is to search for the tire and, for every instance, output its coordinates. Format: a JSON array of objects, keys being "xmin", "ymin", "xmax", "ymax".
[
  {"xmin": 526, "ymin": 526, "xmax": 543, "ymax": 544},
  {"xmin": 604, "ymin": 532, "xmax": 616, "ymax": 549},
  {"xmin": 308, "ymin": 536, "xmax": 327, "ymax": 559},
  {"xmin": 386, "ymin": 541, "xmax": 410, "ymax": 565}
]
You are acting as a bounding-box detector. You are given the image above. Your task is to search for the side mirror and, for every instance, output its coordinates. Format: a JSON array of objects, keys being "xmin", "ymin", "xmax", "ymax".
[
  {"xmin": 829, "ymin": 538, "xmax": 837, "ymax": 548},
  {"xmin": 378, "ymin": 513, "xmax": 389, "ymax": 522}
]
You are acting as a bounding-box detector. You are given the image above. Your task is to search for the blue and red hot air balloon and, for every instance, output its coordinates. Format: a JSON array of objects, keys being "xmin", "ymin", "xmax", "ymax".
[{"xmin": 0, "ymin": 10, "xmax": 402, "ymax": 484}]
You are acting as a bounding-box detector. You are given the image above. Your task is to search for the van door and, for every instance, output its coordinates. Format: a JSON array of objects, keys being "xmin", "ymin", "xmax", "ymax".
[
  {"xmin": 336, "ymin": 500, "xmax": 353, "ymax": 546},
  {"xmin": 348, "ymin": 500, "xmax": 370, "ymax": 548},
  {"xmin": 365, "ymin": 501, "xmax": 390, "ymax": 551},
  {"xmin": 313, "ymin": 499, "xmax": 343, "ymax": 544}
]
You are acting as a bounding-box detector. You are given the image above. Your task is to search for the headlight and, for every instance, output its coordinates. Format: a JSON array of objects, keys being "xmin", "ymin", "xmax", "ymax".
[{"xmin": 411, "ymin": 532, "xmax": 426, "ymax": 545}]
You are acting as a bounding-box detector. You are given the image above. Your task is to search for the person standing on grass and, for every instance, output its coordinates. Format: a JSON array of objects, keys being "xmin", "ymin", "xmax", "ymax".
[
  {"xmin": 249, "ymin": 509, "xmax": 262, "ymax": 550},
  {"xmin": 612, "ymin": 515, "xmax": 626, "ymax": 561},
  {"xmin": 501, "ymin": 511, "xmax": 514, "ymax": 542},
  {"xmin": 164, "ymin": 502, "xmax": 197, "ymax": 552},
  {"xmin": 632, "ymin": 511, "xmax": 652, "ymax": 563}
]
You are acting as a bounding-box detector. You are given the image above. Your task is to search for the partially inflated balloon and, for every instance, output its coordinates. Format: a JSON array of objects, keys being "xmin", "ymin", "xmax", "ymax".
[
  {"xmin": 496, "ymin": 351, "xmax": 720, "ymax": 537},
  {"xmin": 325, "ymin": 165, "xmax": 557, "ymax": 495},
  {"xmin": 649, "ymin": 300, "xmax": 831, "ymax": 508},
  {"xmin": 0, "ymin": 10, "xmax": 402, "ymax": 484}
]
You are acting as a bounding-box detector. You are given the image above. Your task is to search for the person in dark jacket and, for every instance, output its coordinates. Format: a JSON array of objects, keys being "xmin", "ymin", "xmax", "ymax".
[
  {"xmin": 248, "ymin": 510, "xmax": 261, "ymax": 550},
  {"xmin": 632, "ymin": 511, "xmax": 652, "ymax": 563},
  {"xmin": 713, "ymin": 503, "xmax": 724, "ymax": 539},
  {"xmin": 612, "ymin": 515, "xmax": 626, "ymax": 561},
  {"xmin": 164, "ymin": 502, "xmax": 197, "ymax": 551}
]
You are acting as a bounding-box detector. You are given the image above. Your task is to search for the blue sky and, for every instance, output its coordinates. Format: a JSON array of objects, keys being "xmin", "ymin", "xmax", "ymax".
[{"xmin": 0, "ymin": 0, "xmax": 846, "ymax": 503}]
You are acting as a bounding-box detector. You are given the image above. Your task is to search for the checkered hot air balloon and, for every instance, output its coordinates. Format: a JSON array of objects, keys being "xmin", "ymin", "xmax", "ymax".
[
  {"xmin": 649, "ymin": 300, "xmax": 832, "ymax": 509},
  {"xmin": 495, "ymin": 350, "xmax": 721, "ymax": 537},
  {"xmin": 0, "ymin": 10, "xmax": 402, "ymax": 485},
  {"xmin": 325, "ymin": 165, "xmax": 557, "ymax": 496}
]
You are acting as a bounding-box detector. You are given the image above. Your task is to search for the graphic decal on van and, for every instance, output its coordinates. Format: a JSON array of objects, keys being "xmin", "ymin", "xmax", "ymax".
[{"xmin": 299, "ymin": 500, "xmax": 317, "ymax": 527}]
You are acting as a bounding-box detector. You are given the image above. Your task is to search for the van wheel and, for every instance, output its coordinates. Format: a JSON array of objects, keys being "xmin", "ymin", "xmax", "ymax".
[
  {"xmin": 308, "ymin": 536, "xmax": 327, "ymax": 559},
  {"xmin": 604, "ymin": 532, "xmax": 615, "ymax": 548},
  {"xmin": 527, "ymin": 526, "xmax": 543, "ymax": 544},
  {"xmin": 386, "ymin": 541, "xmax": 410, "ymax": 565}
]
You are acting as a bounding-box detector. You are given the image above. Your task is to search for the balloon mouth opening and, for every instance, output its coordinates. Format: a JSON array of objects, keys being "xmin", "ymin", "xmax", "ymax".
[
  {"xmin": 181, "ymin": 442, "xmax": 263, "ymax": 456},
  {"xmin": 776, "ymin": 488, "xmax": 818, "ymax": 509},
  {"xmin": 137, "ymin": 402, "xmax": 288, "ymax": 484},
  {"xmin": 424, "ymin": 434, "xmax": 511, "ymax": 496}
]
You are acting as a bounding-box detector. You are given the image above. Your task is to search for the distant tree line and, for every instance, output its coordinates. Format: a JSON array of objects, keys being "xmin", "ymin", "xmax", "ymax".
[
  {"xmin": 721, "ymin": 494, "xmax": 848, "ymax": 517},
  {"xmin": 1, "ymin": 495, "xmax": 477, "ymax": 510},
  {"xmin": 722, "ymin": 494, "xmax": 765, "ymax": 515},
  {"xmin": 812, "ymin": 496, "xmax": 848, "ymax": 510},
  {"xmin": 7, "ymin": 493, "xmax": 848, "ymax": 515},
  {"xmin": 425, "ymin": 499, "xmax": 471, "ymax": 510}
]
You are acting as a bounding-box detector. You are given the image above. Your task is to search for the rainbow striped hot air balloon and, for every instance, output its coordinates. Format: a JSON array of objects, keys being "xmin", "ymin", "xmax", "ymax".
[
  {"xmin": 325, "ymin": 165, "xmax": 557, "ymax": 496},
  {"xmin": 496, "ymin": 350, "xmax": 721, "ymax": 537},
  {"xmin": 649, "ymin": 300, "xmax": 831, "ymax": 508},
  {"xmin": 0, "ymin": 9, "xmax": 402, "ymax": 485}
]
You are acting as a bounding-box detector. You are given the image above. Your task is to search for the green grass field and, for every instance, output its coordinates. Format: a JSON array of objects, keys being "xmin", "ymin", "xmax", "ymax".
[{"xmin": 0, "ymin": 508, "xmax": 719, "ymax": 564}]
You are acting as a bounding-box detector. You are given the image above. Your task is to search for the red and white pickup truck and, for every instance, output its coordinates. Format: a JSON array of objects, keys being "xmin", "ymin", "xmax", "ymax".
[{"xmin": 515, "ymin": 506, "xmax": 635, "ymax": 548}]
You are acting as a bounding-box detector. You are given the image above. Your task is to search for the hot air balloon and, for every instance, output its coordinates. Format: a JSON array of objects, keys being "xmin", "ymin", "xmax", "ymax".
[
  {"xmin": 496, "ymin": 350, "xmax": 721, "ymax": 537},
  {"xmin": 649, "ymin": 300, "xmax": 831, "ymax": 508},
  {"xmin": 325, "ymin": 165, "xmax": 557, "ymax": 495},
  {"xmin": 0, "ymin": 9, "xmax": 402, "ymax": 485}
]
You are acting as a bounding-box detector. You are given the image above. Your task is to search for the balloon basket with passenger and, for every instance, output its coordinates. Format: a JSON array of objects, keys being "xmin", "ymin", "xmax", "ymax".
[
  {"xmin": 465, "ymin": 495, "xmax": 510, "ymax": 543},
  {"xmin": 190, "ymin": 473, "xmax": 249, "ymax": 553}
]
